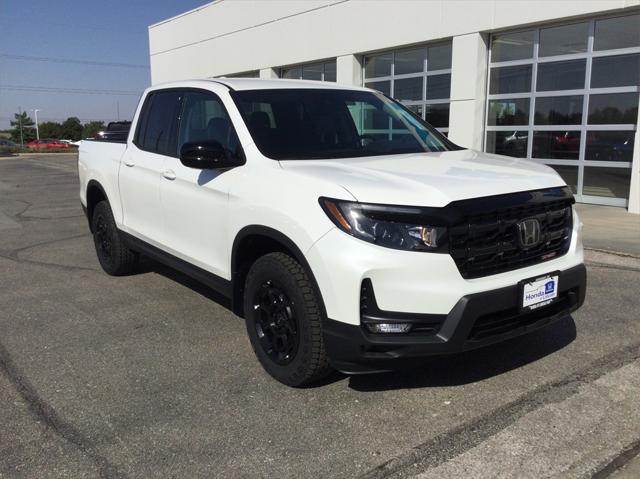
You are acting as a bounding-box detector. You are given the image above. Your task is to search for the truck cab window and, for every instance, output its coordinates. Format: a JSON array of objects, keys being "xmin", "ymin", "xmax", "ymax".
[
  {"xmin": 177, "ymin": 91, "xmax": 242, "ymax": 160},
  {"xmin": 136, "ymin": 91, "xmax": 182, "ymax": 157}
]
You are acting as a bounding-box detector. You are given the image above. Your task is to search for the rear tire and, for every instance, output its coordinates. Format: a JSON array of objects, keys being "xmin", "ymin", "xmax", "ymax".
[
  {"xmin": 91, "ymin": 200, "xmax": 137, "ymax": 275},
  {"xmin": 244, "ymin": 252, "xmax": 332, "ymax": 387}
]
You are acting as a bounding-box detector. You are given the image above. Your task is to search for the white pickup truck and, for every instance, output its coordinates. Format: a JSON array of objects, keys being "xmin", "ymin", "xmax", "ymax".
[{"xmin": 79, "ymin": 79, "xmax": 586, "ymax": 386}]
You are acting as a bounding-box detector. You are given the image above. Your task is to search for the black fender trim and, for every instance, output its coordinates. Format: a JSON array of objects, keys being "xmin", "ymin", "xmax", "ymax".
[
  {"xmin": 85, "ymin": 180, "xmax": 110, "ymax": 231},
  {"xmin": 231, "ymin": 225, "xmax": 327, "ymax": 319}
]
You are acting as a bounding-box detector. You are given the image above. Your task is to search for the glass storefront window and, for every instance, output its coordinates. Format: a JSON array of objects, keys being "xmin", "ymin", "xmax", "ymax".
[
  {"xmin": 486, "ymin": 14, "xmax": 639, "ymax": 206},
  {"xmin": 363, "ymin": 41, "xmax": 452, "ymax": 134},
  {"xmin": 594, "ymin": 15, "xmax": 640, "ymax": 51},
  {"xmin": 534, "ymin": 96, "xmax": 583, "ymax": 125},
  {"xmin": 487, "ymin": 98, "xmax": 530, "ymax": 126},
  {"xmin": 489, "ymin": 65, "xmax": 532, "ymax": 94},
  {"xmin": 583, "ymin": 167, "xmax": 632, "ymax": 198},
  {"xmin": 532, "ymin": 131, "xmax": 581, "ymax": 160},
  {"xmin": 591, "ymin": 54, "xmax": 640, "ymax": 88},
  {"xmin": 585, "ymin": 131, "xmax": 635, "ymax": 162},
  {"xmin": 281, "ymin": 60, "xmax": 337, "ymax": 82},
  {"xmin": 486, "ymin": 131, "xmax": 528, "ymax": 158},
  {"xmin": 536, "ymin": 59, "xmax": 586, "ymax": 91},
  {"xmin": 395, "ymin": 48, "xmax": 425, "ymax": 75},
  {"xmin": 539, "ymin": 22, "xmax": 589, "ymax": 57},
  {"xmin": 588, "ymin": 93, "xmax": 639, "ymax": 124},
  {"xmin": 491, "ymin": 31, "xmax": 534, "ymax": 62}
]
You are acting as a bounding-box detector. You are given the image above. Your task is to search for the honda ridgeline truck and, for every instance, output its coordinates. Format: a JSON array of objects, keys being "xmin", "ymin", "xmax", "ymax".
[{"xmin": 78, "ymin": 79, "xmax": 586, "ymax": 386}]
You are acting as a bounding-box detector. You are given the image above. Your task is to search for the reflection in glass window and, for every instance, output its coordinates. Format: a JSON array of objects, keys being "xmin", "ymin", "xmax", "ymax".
[
  {"xmin": 282, "ymin": 61, "xmax": 337, "ymax": 82},
  {"xmin": 425, "ymin": 104, "xmax": 450, "ymax": 128},
  {"xmin": 491, "ymin": 31, "xmax": 534, "ymax": 62},
  {"xmin": 394, "ymin": 77, "xmax": 423, "ymax": 101},
  {"xmin": 324, "ymin": 62, "xmax": 336, "ymax": 82},
  {"xmin": 588, "ymin": 93, "xmax": 639, "ymax": 124},
  {"xmin": 536, "ymin": 59, "xmax": 586, "ymax": 91},
  {"xmin": 534, "ymin": 96, "xmax": 583, "ymax": 125},
  {"xmin": 489, "ymin": 65, "xmax": 532, "ymax": 94},
  {"xmin": 585, "ymin": 131, "xmax": 635, "ymax": 162},
  {"xmin": 365, "ymin": 80, "xmax": 391, "ymax": 96},
  {"xmin": 395, "ymin": 48, "xmax": 425, "ymax": 75},
  {"xmin": 426, "ymin": 74, "xmax": 451, "ymax": 100},
  {"xmin": 364, "ymin": 42, "xmax": 452, "ymax": 133},
  {"xmin": 532, "ymin": 131, "xmax": 581, "ymax": 160},
  {"xmin": 583, "ymin": 167, "xmax": 632, "ymax": 198},
  {"xmin": 487, "ymin": 15, "xmax": 638, "ymax": 205},
  {"xmin": 594, "ymin": 15, "xmax": 640, "ymax": 51},
  {"xmin": 487, "ymin": 98, "xmax": 530, "ymax": 125},
  {"xmin": 486, "ymin": 131, "xmax": 528, "ymax": 158},
  {"xmin": 549, "ymin": 165, "xmax": 579, "ymax": 194},
  {"xmin": 591, "ymin": 54, "xmax": 640, "ymax": 88},
  {"xmin": 539, "ymin": 23, "xmax": 588, "ymax": 57},
  {"xmin": 364, "ymin": 53, "xmax": 392, "ymax": 78},
  {"xmin": 282, "ymin": 67, "xmax": 302, "ymax": 79},
  {"xmin": 427, "ymin": 44, "xmax": 452, "ymax": 70}
]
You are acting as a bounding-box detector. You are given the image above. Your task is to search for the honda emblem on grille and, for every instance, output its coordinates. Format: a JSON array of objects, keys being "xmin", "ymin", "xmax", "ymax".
[{"xmin": 517, "ymin": 218, "xmax": 541, "ymax": 249}]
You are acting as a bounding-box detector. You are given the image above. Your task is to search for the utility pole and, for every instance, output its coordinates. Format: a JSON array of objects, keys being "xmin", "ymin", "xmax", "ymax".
[
  {"xmin": 116, "ymin": 101, "xmax": 120, "ymax": 121},
  {"xmin": 30, "ymin": 109, "xmax": 41, "ymax": 140},
  {"xmin": 18, "ymin": 106, "xmax": 23, "ymax": 146}
]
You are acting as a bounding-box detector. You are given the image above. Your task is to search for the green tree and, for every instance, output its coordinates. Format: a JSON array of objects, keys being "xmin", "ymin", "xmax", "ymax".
[
  {"xmin": 39, "ymin": 121, "xmax": 63, "ymax": 140},
  {"xmin": 82, "ymin": 121, "xmax": 105, "ymax": 139},
  {"xmin": 61, "ymin": 117, "xmax": 83, "ymax": 141},
  {"xmin": 9, "ymin": 112, "xmax": 36, "ymax": 144}
]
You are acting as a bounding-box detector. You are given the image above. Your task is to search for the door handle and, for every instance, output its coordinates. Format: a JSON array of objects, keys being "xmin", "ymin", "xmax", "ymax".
[
  {"xmin": 123, "ymin": 159, "xmax": 135, "ymax": 167},
  {"xmin": 163, "ymin": 170, "xmax": 176, "ymax": 180}
]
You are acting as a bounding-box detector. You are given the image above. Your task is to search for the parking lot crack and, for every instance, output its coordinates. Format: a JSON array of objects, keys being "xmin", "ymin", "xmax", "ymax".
[
  {"xmin": 361, "ymin": 342, "xmax": 640, "ymax": 479},
  {"xmin": 0, "ymin": 340, "xmax": 126, "ymax": 479}
]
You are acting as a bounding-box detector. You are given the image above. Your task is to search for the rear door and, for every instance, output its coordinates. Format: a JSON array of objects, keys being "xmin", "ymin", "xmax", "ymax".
[
  {"xmin": 159, "ymin": 88, "xmax": 244, "ymax": 278},
  {"xmin": 119, "ymin": 89, "xmax": 182, "ymax": 243}
]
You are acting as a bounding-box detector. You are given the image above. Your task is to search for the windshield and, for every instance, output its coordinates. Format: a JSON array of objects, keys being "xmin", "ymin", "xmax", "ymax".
[{"xmin": 230, "ymin": 88, "xmax": 457, "ymax": 160}]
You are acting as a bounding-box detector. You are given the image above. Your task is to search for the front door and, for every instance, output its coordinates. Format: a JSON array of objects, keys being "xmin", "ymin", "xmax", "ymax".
[{"xmin": 160, "ymin": 88, "xmax": 245, "ymax": 279}]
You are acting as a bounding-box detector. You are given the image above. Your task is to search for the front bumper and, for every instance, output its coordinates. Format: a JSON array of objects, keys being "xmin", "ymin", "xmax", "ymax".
[{"xmin": 323, "ymin": 263, "xmax": 586, "ymax": 373}]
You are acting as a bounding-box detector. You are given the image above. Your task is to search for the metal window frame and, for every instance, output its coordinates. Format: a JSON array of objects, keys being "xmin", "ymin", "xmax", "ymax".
[
  {"xmin": 485, "ymin": 14, "xmax": 640, "ymax": 207},
  {"xmin": 280, "ymin": 59, "xmax": 337, "ymax": 82},
  {"xmin": 362, "ymin": 41, "xmax": 453, "ymax": 134}
]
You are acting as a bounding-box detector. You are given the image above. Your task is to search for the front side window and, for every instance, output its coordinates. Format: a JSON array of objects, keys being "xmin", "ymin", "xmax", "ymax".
[
  {"xmin": 177, "ymin": 90, "xmax": 242, "ymax": 160},
  {"xmin": 232, "ymin": 89, "xmax": 454, "ymax": 160},
  {"xmin": 136, "ymin": 90, "xmax": 182, "ymax": 156}
]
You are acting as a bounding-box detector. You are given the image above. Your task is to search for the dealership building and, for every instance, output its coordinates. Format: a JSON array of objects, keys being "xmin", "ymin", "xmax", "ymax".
[{"xmin": 149, "ymin": 0, "xmax": 640, "ymax": 213}]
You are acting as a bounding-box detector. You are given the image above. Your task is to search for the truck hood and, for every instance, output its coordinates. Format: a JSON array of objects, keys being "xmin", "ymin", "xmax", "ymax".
[{"xmin": 279, "ymin": 149, "xmax": 567, "ymax": 206}]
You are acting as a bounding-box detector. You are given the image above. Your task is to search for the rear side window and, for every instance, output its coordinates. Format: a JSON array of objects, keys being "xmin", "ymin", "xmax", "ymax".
[{"xmin": 136, "ymin": 90, "xmax": 182, "ymax": 156}]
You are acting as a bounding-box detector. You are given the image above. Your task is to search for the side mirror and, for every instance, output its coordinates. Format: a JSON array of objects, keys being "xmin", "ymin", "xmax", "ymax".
[{"xmin": 179, "ymin": 141, "xmax": 243, "ymax": 169}]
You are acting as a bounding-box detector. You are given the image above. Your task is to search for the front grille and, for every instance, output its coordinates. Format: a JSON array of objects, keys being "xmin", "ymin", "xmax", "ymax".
[
  {"xmin": 468, "ymin": 289, "xmax": 578, "ymax": 341},
  {"xmin": 448, "ymin": 188, "xmax": 574, "ymax": 279}
]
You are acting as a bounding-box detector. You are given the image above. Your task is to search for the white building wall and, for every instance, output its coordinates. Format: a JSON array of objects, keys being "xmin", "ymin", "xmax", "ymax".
[
  {"xmin": 149, "ymin": 0, "xmax": 640, "ymax": 83},
  {"xmin": 149, "ymin": 0, "xmax": 640, "ymax": 212}
]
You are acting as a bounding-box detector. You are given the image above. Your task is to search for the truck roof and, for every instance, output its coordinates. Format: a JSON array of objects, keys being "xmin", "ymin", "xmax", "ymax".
[{"xmin": 149, "ymin": 78, "xmax": 370, "ymax": 92}]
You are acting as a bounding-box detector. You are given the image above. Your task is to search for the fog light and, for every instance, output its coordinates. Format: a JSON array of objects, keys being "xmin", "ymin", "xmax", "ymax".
[{"xmin": 366, "ymin": 323, "xmax": 412, "ymax": 334}]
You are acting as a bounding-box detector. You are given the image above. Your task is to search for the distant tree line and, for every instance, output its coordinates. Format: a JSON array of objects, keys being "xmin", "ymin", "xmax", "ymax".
[{"xmin": 8, "ymin": 111, "xmax": 106, "ymax": 144}]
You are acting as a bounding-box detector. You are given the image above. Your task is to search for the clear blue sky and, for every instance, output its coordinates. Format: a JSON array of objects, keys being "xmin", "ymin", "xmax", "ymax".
[{"xmin": 0, "ymin": 0, "xmax": 209, "ymax": 129}]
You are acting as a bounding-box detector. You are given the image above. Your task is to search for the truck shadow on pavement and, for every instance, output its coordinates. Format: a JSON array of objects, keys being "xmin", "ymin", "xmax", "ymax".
[
  {"xmin": 131, "ymin": 256, "xmax": 577, "ymax": 392},
  {"xmin": 346, "ymin": 316, "xmax": 577, "ymax": 391}
]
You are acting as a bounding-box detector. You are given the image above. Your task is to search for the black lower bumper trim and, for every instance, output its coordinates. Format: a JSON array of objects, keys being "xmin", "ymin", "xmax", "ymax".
[{"xmin": 324, "ymin": 263, "xmax": 587, "ymax": 373}]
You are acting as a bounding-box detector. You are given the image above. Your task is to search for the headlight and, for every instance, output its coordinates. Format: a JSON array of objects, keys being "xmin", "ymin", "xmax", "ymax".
[{"xmin": 319, "ymin": 197, "xmax": 447, "ymax": 251}]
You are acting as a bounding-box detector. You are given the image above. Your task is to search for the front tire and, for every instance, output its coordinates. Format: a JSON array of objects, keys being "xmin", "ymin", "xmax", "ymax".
[
  {"xmin": 244, "ymin": 252, "xmax": 332, "ymax": 387},
  {"xmin": 91, "ymin": 200, "xmax": 137, "ymax": 275}
]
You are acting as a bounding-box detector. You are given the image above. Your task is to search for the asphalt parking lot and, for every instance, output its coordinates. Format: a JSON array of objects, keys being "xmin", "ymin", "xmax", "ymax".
[{"xmin": 1, "ymin": 154, "xmax": 639, "ymax": 479}]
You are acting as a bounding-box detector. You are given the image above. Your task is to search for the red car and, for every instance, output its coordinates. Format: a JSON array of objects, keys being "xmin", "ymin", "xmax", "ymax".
[{"xmin": 25, "ymin": 139, "xmax": 70, "ymax": 150}]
